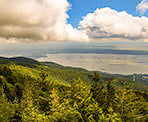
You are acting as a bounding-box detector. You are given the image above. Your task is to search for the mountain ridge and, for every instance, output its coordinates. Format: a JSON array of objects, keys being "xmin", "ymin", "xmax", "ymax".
[{"xmin": 0, "ymin": 56, "xmax": 148, "ymax": 87}]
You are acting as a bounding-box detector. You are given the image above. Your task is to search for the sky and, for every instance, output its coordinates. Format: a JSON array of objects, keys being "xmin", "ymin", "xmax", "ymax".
[
  {"xmin": 67, "ymin": 0, "xmax": 148, "ymax": 28},
  {"xmin": 0, "ymin": 0, "xmax": 148, "ymax": 74},
  {"xmin": 0, "ymin": 0, "xmax": 148, "ymax": 43}
]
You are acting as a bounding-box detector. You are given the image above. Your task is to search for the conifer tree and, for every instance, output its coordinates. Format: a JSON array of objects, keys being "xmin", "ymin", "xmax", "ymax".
[
  {"xmin": 91, "ymin": 72, "xmax": 105, "ymax": 108},
  {"xmin": 105, "ymin": 81, "xmax": 116, "ymax": 112},
  {"xmin": 70, "ymin": 77, "xmax": 105, "ymax": 121},
  {"xmin": 116, "ymin": 90, "xmax": 148, "ymax": 121}
]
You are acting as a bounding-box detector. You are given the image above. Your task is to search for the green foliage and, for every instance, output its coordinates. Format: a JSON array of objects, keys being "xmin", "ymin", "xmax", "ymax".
[
  {"xmin": 0, "ymin": 63, "xmax": 147, "ymax": 122},
  {"xmin": 105, "ymin": 81, "xmax": 116, "ymax": 111},
  {"xmin": 115, "ymin": 90, "xmax": 148, "ymax": 121},
  {"xmin": 91, "ymin": 72, "xmax": 105, "ymax": 108}
]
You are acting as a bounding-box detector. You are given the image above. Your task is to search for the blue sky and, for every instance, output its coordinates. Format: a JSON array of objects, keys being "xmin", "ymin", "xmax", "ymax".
[{"xmin": 67, "ymin": 0, "xmax": 147, "ymax": 28}]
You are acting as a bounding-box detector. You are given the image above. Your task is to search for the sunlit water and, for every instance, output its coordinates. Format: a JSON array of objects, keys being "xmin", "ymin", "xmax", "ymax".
[{"xmin": 37, "ymin": 53, "xmax": 148, "ymax": 74}]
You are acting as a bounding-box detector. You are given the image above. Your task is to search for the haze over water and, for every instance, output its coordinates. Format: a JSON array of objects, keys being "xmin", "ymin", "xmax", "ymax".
[
  {"xmin": 37, "ymin": 53, "xmax": 148, "ymax": 75},
  {"xmin": 1, "ymin": 41, "xmax": 148, "ymax": 75}
]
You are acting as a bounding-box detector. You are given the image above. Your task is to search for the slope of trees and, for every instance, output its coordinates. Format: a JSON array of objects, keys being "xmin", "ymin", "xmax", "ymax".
[
  {"xmin": 0, "ymin": 56, "xmax": 148, "ymax": 91},
  {"xmin": 0, "ymin": 64, "xmax": 147, "ymax": 122}
]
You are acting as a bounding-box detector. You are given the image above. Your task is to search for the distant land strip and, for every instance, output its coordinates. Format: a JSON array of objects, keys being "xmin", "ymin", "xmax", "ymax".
[{"xmin": 46, "ymin": 48, "xmax": 148, "ymax": 55}]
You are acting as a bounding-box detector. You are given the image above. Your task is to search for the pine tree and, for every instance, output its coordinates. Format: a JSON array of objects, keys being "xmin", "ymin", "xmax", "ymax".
[
  {"xmin": 116, "ymin": 90, "xmax": 148, "ymax": 121},
  {"xmin": 70, "ymin": 77, "xmax": 105, "ymax": 121},
  {"xmin": 91, "ymin": 72, "xmax": 105, "ymax": 108},
  {"xmin": 105, "ymin": 81, "xmax": 116, "ymax": 112}
]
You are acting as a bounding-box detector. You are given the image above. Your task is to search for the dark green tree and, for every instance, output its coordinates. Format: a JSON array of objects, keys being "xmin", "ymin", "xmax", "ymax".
[
  {"xmin": 91, "ymin": 72, "xmax": 105, "ymax": 108},
  {"xmin": 105, "ymin": 81, "xmax": 116, "ymax": 112}
]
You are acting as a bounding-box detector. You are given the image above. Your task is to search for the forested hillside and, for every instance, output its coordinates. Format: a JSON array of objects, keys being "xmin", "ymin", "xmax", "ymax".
[
  {"xmin": 0, "ymin": 57, "xmax": 147, "ymax": 91},
  {"xmin": 0, "ymin": 57, "xmax": 148, "ymax": 121}
]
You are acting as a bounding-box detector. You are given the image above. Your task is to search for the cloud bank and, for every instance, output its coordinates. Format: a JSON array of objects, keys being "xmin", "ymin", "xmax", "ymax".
[
  {"xmin": 0, "ymin": 0, "xmax": 88, "ymax": 43},
  {"xmin": 79, "ymin": 7, "xmax": 148, "ymax": 42},
  {"xmin": 136, "ymin": 0, "xmax": 148, "ymax": 15},
  {"xmin": 0, "ymin": 0, "xmax": 148, "ymax": 43}
]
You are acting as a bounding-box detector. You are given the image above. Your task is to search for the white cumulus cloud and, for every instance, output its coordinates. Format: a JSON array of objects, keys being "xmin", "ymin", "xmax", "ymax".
[
  {"xmin": 79, "ymin": 7, "xmax": 148, "ymax": 42},
  {"xmin": 1, "ymin": 1, "xmax": 148, "ymax": 43},
  {"xmin": 0, "ymin": 0, "xmax": 89, "ymax": 43},
  {"xmin": 136, "ymin": 0, "xmax": 148, "ymax": 15}
]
